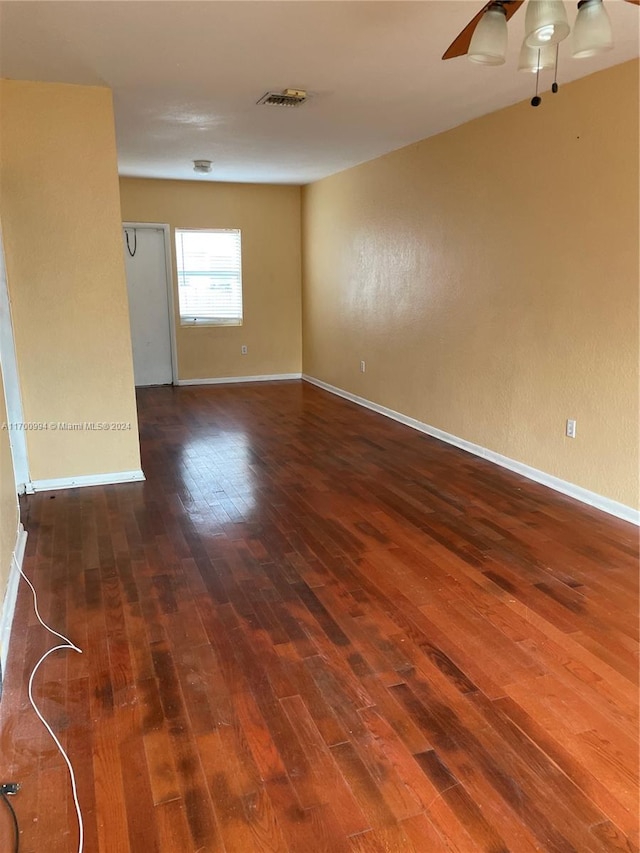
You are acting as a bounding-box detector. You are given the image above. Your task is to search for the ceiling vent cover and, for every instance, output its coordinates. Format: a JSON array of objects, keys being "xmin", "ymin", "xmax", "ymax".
[{"xmin": 257, "ymin": 88, "xmax": 308, "ymax": 107}]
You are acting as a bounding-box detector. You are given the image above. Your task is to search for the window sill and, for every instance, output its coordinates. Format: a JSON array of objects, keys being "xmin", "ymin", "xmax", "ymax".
[{"xmin": 180, "ymin": 320, "xmax": 243, "ymax": 328}]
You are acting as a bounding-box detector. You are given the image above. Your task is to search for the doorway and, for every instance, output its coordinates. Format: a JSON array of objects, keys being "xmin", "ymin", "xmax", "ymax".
[{"xmin": 123, "ymin": 223, "xmax": 177, "ymax": 386}]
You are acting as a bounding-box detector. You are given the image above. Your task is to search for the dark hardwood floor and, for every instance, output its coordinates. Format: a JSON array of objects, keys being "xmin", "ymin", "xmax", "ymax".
[{"xmin": 1, "ymin": 380, "xmax": 638, "ymax": 852}]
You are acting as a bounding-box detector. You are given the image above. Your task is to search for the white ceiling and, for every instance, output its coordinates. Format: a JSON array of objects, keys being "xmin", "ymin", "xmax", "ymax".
[{"xmin": 0, "ymin": 1, "xmax": 638, "ymax": 184}]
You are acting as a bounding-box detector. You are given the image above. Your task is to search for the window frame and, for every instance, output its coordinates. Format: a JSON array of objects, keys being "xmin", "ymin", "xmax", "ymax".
[{"xmin": 174, "ymin": 227, "xmax": 243, "ymax": 328}]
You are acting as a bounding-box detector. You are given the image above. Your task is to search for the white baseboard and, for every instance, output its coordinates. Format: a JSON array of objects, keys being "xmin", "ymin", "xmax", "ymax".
[
  {"xmin": 30, "ymin": 469, "xmax": 145, "ymax": 492},
  {"xmin": 0, "ymin": 524, "xmax": 28, "ymax": 683},
  {"xmin": 177, "ymin": 373, "xmax": 302, "ymax": 386},
  {"xmin": 302, "ymin": 374, "xmax": 639, "ymax": 526}
]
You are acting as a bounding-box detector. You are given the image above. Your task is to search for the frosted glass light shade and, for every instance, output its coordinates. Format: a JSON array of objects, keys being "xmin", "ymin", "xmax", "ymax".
[
  {"xmin": 524, "ymin": 0, "xmax": 570, "ymax": 47},
  {"xmin": 468, "ymin": 5, "xmax": 508, "ymax": 65},
  {"xmin": 572, "ymin": 0, "xmax": 613, "ymax": 58},
  {"xmin": 518, "ymin": 40, "xmax": 556, "ymax": 72}
]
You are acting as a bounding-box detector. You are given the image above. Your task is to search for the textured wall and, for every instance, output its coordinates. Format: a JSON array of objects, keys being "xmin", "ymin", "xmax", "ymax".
[
  {"xmin": 119, "ymin": 178, "xmax": 302, "ymax": 381},
  {"xmin": 0, "ymin": 79, "xmax": 141, "ymax": 481},
  {"xmin": 302, "ymin": 61, "xmax": 639, "ymax": 509}
]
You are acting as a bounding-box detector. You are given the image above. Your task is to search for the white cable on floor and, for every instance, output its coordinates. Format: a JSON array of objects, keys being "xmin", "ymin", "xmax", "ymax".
[{"xmin": 14, "ymin": 553, "xmax": 84, "ymax": 853}]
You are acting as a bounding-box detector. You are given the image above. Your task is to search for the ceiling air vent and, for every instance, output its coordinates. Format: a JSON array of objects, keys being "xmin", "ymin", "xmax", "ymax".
[{"xmin": 257, "ymin": 88, "xmax": 308, "ymax": 107}]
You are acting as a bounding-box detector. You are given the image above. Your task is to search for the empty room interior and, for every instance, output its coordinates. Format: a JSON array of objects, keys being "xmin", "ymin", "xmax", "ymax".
[{"xmin": 0, "ymin": 1, "xmax": 638, "ymax": 851}]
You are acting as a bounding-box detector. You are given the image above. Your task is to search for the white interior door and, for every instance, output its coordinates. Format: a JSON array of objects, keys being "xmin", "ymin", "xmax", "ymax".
[{"xmin": 123, "ymin": 225, "xmax": 174, "ymax": 387}]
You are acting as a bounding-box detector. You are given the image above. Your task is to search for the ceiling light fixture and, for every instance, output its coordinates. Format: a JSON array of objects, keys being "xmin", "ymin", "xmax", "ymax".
[
  {"xmin": 572, "ymin": 0, "xmax": 613, "ymax": 57},
  {"xmin": 468, "ymin": 4, "xmax": 509, "ymax": 65},
  {"xmin": 520, "ymin": 0, "xmax": 611, "ymax": 103},
  {"xmin": 443, "ymin": 0, "xmax": 636, "ymax": 107},
  {"xmin": 524, "ymin": 0, "xmax": 570, "ymax": 47},
  {"xmin": 518, "ymin": 40, "xmax": 556, "ymax": 71},
  {"xmin": 193, "ymin": 159, "xmax": 212, "ymax": 174}
]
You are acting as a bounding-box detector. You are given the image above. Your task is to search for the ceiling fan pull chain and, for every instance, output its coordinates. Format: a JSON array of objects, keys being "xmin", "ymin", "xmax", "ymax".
[
  {"xmin": 531, "ymin": 52, "xmax": 542, "ymax": 106},
  {"xmin": 552, "ymin": 44, "xmax": 560, "ymax": 93}
]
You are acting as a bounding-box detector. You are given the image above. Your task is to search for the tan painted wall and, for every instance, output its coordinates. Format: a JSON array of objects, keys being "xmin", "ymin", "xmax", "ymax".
[
  {"xmin": 302, "ymin": 60, "xmax": 639, "ymax": 510},
  {"xmin": 119, "ymin": 179, "xmax": 302, "ymax": 381},
  {"xmin": 0, "ymin": 370, "xmax": 18, "ymax": 626},
  {"xmin": 0, "ymin": 79, "xmax": 141, "ymax": 481}
]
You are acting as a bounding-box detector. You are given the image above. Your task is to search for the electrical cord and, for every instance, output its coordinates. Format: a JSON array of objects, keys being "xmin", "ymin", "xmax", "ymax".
[
  {"xmin": 0, "ymin": 786, "xmax": 19, "ymax": 853},
  {"xmin": 13, "ymin": 552, "xmax": 84, "ymax": 853}
]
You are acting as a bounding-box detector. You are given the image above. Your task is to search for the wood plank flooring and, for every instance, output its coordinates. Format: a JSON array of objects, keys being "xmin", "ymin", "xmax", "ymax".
[{"xmin": 1, "ymin": 380, "xmax": 638, "ymax": 852}]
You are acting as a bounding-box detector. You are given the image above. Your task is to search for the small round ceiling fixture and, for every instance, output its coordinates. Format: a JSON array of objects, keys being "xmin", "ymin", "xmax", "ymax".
[{"xmin": 193, "ymin": 159, "xmax": 212, "ymax": 174}]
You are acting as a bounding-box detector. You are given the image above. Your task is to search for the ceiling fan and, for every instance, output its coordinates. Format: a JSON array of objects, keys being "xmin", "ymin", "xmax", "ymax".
[{"xmin": 443, "ymin": 0, "xmax": 639, "ymax": 64}]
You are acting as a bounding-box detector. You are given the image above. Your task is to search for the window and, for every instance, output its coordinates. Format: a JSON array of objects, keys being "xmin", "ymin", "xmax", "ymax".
[{"xmin": 175, "ymin": 228, "xmax": 243, "ymax": 326}]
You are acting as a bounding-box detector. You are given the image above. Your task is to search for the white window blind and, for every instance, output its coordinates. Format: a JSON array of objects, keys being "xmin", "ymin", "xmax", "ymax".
[{"xmin": 175, "ymin": 228, "xmax": 243, "ymax": 325}]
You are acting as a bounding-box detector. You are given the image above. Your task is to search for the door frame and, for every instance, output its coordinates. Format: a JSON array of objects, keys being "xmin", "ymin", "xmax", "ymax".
[
  {"xmin": 123, "ymin": 221, "xmax": 179, "ymax": 385},
  {"xmin": 0, "ymin": 225, "xmax": 31, "ymax": 491}
]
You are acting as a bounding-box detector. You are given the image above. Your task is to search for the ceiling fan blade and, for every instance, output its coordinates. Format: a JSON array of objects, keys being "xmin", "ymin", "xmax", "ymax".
[
  {"xmin": 623, "ymin": 0, "xmax": 640, "ymax": 5},
  {"xmin": 442, "ymin": 1, "xmax": 526, "ymax": 60}
]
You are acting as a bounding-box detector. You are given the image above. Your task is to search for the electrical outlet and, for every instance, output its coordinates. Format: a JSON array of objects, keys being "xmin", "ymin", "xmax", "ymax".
[
  {"xmin": 360, "ymin": 360, "xmax": 366, "ymax": 373},
  {"xmin": 241, "ymin": 345, "xmax": 248, "ymax": 355},
  {"xmin": 566, "ymin": 419, "xmax": 576, "ymax": 438}
]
